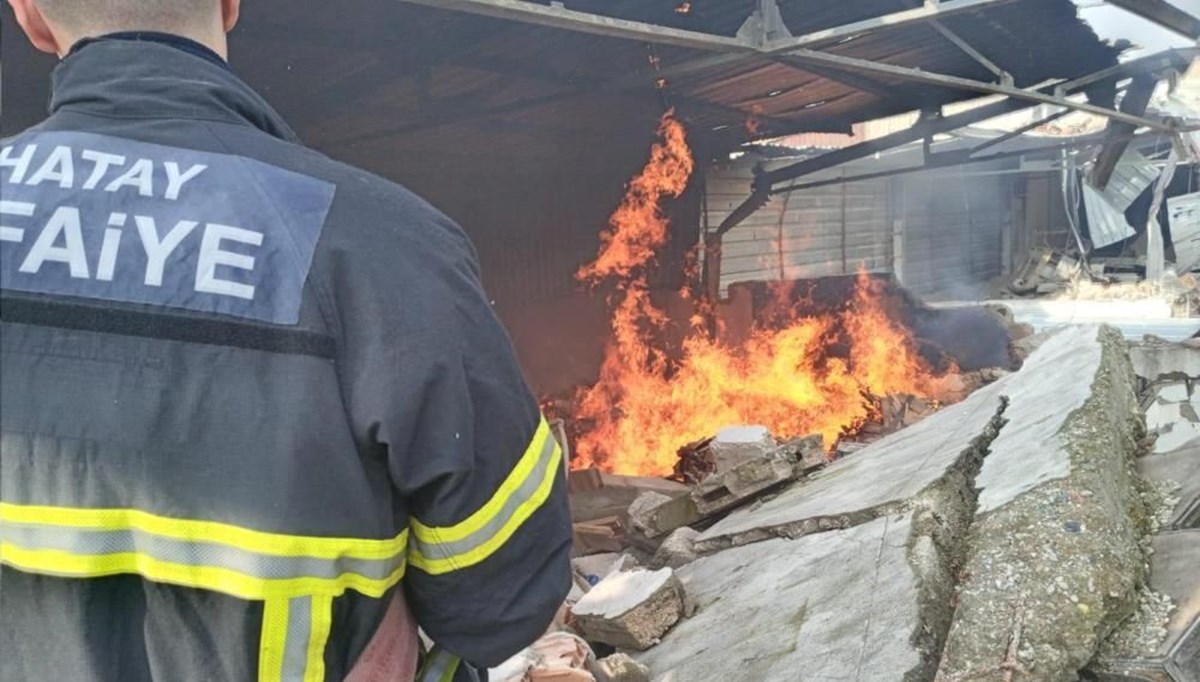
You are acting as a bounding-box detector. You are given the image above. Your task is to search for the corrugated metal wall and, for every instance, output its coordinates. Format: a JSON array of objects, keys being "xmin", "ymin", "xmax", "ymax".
[
  {"xmin": 707, "ymin": 156, "xmax": 1023, "ymax": 299},
  {"xmin": 708, "ymin": 159, "xmax": 892, "ymax": 294},
  {"xmin": 895, "ymin": 168, "xmax": 1015, "ymax": 298}
]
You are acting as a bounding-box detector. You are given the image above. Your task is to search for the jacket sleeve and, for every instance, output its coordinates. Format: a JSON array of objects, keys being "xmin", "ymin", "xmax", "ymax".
[{"xmin": 330, "ymin": 195, "xmax": 572, "ymax": 668}]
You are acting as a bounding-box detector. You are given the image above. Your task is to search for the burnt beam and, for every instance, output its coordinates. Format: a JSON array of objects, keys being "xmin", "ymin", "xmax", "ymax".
[{"xmin": 1089, "ymin": 74, "xmax": 1160, "ymax": 190}]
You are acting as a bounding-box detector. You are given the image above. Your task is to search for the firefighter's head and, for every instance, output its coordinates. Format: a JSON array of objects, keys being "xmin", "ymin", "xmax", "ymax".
[{"xmin": 8, "ymin": 0, "xmax": 240, "ymax": 58}]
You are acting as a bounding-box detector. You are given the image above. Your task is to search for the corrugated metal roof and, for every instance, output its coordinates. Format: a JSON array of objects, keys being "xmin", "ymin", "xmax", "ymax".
[{"xmin": 2, "ymin": 0, "xmax": 1124, "ymax": 160}]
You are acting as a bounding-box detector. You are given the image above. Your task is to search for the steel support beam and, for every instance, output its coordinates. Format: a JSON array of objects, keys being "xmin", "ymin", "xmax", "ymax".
[
  {"xmin": 713, "ymin": 50, "xmax": 1189, "ymax": 235},
  {"xmin": 1089, "ymin": 74, "xmax": 1159, "ymax": 190},
  {"xmin": 760, "ymin": 0, "xmax": 1018, "ymax": 55},
  {"xmin": 394, "ymin": 0, "xmax": 755, "ymax": 52},
  {"xmin": 928, "ymin": 20, "xmax": 1009, "ymax": 81},
  {"xmin": 774, "ymin": 48, "xmax": 1174, "ymax": 132},
  {"xmin": 1106, "ymin": 0, "xmax": 1200, "ymax": 41},
  {"xmin": 771, "ymin": 134, "xmax": 1130, "ymax": 194},
  {"xmin": 966, "ymin": 107, "xmax": 1074, "ymax": 156}
]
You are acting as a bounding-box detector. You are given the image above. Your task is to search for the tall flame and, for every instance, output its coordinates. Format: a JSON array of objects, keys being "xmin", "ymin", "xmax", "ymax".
[{"xmin": 575, "ymin": 112, "xmax": 945, "ymax": 476}]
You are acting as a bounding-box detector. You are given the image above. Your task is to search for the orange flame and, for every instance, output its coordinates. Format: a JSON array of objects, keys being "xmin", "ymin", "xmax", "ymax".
[{"xmin": 574, "ymin": 112, "xmax": 945, "ymax": 476}]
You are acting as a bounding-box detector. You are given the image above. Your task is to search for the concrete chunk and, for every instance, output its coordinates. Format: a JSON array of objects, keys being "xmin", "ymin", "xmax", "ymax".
[
  {"xmin": 1145, "ymin": 382, "xmax": 1200, "ymax": 454},
  {"xmin": 939, "ymin": 326, "xmax": 1148, "ymax": 682},
  {"xmin": 1131, "ymin": 340, "xmax": 1200, "ymax": 382},
  {"xmin": 637, "ymin": 514, "xmax": 944, "ymax": 681},
  {"xmin": 626, "ymin": 491, "xmax": 699, "ymax": 539},
  {"xmin": 690, "ymin": 448, "xmax": 797, "ymax": 516},
  {"xmin": 571, "ymin": 569, "xmax": 686, "ymax": 651},
  {"xmin": 650, "ymin": 528, "xmax": 699, "ymax": 569}
]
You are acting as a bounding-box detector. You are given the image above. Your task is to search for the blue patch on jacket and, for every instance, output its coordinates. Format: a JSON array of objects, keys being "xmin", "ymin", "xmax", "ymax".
[{"xmin": 0, "ymin": 131, "xmax": 335, "ymax": 325}]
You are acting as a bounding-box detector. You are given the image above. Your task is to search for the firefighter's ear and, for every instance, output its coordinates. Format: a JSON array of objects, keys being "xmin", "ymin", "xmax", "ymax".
[
  {"xmin": 8, "ymin": 0, "xmax": 62, "ymax": 55},
  {"xmin": 220, "ymin": 0, "xmax": 240, "ymax": 33}
]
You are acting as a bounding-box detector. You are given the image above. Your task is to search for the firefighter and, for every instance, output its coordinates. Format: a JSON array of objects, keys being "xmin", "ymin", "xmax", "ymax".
[{"xmin": 0, "ymin": 1, "xmax": 573, "ymax": 680}]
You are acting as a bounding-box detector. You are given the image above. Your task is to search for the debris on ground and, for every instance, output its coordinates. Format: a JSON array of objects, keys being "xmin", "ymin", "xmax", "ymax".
[
  {"xmin": 648, "ymin": 528, "xmax": 699, "ymax": 570},
  {"xmin": 570, "ymin": 568, "xmax": 688, "ymax": 651},
  {"xmin": 531, "ymin": 325, "xmax": 1200, "ymax": 681},
  {"xmin": 591, "ymin": 654, "xmax": 651, "ymax": 682}
]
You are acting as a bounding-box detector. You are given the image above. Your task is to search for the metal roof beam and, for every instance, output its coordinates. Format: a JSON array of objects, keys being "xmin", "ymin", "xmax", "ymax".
[
  {"xmin": 928, "ymin": 19, "xmax": 1010, "ymax": 82},
  {"xmin": 760, "ymin": 0, "xmax": 1019, "ymax": 55},
  {"xmin": 1089, "ymin": 74, "xmax": 1159, "ymax": 189},
  {"xmin": 1105, "ymin": 0, "xmax": 1200, "ymax": 40},
  {"xmin": 776, "ymin": 48, "xmax": 1174, "ymax": 131},
  {"xmin": 713, "ymin": 50, "xmax": 1191, "ymax": 235},
  {"xmin": 393, "ymin": 0, "xmax": 755, "ymax": 52}
]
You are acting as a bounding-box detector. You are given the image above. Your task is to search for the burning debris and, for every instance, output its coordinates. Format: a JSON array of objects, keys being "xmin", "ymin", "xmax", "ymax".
[
  {"xmin": 494, "ymin": 115, "xmax": 1200, "ymax": 682},
  {"xmin": 569, "ymin": 112, "xmax": 964, "ymax": 478}
]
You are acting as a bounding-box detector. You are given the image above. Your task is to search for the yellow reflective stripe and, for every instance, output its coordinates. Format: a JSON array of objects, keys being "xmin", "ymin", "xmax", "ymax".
[
  {"xmin": 0, "ymin": 543, "xmax": 406, "ymax": 600},
  {"xmin": 0, "ymin": 503, "xmax": 404, "ymax": 560},
  {"xmin": 408, "ymin": 438, "xmax": 561, "ymax": 575},
  {"xmin": 410, "ymin": 418, "xmax": 552, "ymax": 545},
  {"xmin": 259, "ymin": 598, "xmax": 289, "ymax": 682},
  {"xmin": 305, "ymin": 594, "xmax": 333, "ymax": 682}
]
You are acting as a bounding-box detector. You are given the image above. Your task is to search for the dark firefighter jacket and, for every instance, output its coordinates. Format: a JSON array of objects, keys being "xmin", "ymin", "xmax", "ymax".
[{"xmin": 0, "ymin": 34, "xmax": 572, "ymax": 682}]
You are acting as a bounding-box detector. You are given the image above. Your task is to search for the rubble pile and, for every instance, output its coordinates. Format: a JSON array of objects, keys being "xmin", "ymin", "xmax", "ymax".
[{"xmin": 493, "ymin": 323, "xmax": 1200, "ymax": 682}]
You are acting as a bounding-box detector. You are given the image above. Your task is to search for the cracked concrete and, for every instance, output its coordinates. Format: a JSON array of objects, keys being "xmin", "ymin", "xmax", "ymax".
[
  {"xmin": 637, "ymin": 513, "xmax": 927, "ymax": 681},
  {"xmin": 938, "ymin": 326, "xmax": 1147, "ymax": 682},
  {"xmin": 634, "ymin": 326, "xmax": 1152, "ymax": 682}
]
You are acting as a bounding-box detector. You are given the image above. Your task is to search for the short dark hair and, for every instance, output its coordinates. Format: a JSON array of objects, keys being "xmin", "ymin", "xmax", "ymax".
[{"xmin": 34, "ymin": 0, "xmax": 218, "ymax": 34}]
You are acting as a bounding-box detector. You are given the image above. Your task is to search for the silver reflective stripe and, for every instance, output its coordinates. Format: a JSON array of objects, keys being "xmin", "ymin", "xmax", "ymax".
[
  {"xmin": 418, "ymin": 648, "xmax": 460, "ymax": 682},
  {"xmin": 409, "ymin": 431, "xmax": 556, "ymax": 562},
  {"xmin": 1, "ymin": 523, "xmax": 402, "ymax": 582},
  {"xmin": 282, "ymin": 596, "xmax": 312, "ymax": 681}
]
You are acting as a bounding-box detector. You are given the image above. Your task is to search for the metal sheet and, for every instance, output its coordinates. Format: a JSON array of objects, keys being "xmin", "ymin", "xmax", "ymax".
[
  {"xmin": 707, "ymin": 157, "xmax": 890, "ymax": 294},
  {"xmin": 1168, "ymin": 191, "xmax": 1200, "ymax": 272},
  {"xmin": 1082, "ymin": 183, "xmax": 1137, "ymax": 249},
  {"xmin": 897, "ymin": 168, "xmax": 1013, "ymax": 297},
  {"xmin": 1104, "ymin": 150, "xmax": 1159, "ymax": 211}
]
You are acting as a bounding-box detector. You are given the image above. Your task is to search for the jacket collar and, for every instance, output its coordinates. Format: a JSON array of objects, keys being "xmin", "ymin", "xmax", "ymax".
[{"xmin": 49, "ymin": 38, "xmax": 300, "ymax": 144}]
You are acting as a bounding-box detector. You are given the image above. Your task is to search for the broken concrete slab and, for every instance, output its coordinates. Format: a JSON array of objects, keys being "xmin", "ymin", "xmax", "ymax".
[
  {"xmin": 690, "ymin": 447, "xmax": 798, "ymax": 517},
  {"xmin": 694, "ymin": 355, "xmax": 1011, "ymax": 552},
  {"xmin": 1090, "ymin": 530, "xmax": 1200, "ymax": 682},
  {"xmin": 708, "ymin": 425, "xmax": 774, "ymax": 472},
  {"xmin": 776, "ymin": 433, "xmax": 826, "ymax": 470},
  {"xmin": 1131, "ymin": 340, "xmax": 1200, "ymax": 383},
  {"xmin": 974, "ymin": 324, "xmax": 1113, "ymax": 513},
  {"xmin": 649, "ymin": 528, "xmax": 699, "ymax": 569},
  {"xmin": 939, "ymin": 325, "xmax": 1147, "ymax": 682},
  {"xmin": 625, "ymin": 492, "xmax": 699, "ymax": 540},
  {"xmin": 1138, "ymin": 443, "xmax": 1200, "ymax": 530},
  {"xmin": 638, "ymin": 513, "xmax": 958, "ymax": 681},
  {"xmin": 1145, "ymin": 382, "xmax": 1200, "ymax": 454},
  {"xmin": 571, "ymin": 569, "xmax": 686, "ymax": 651}
]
